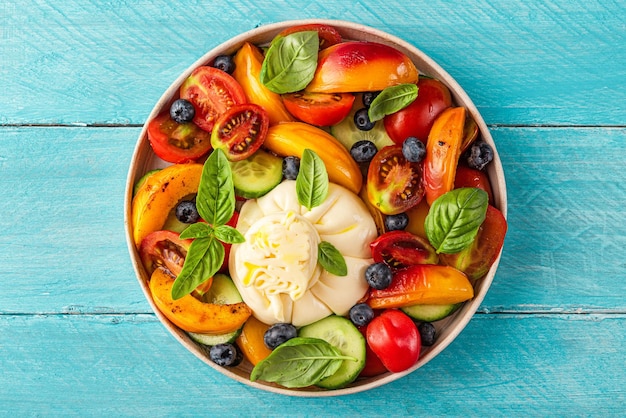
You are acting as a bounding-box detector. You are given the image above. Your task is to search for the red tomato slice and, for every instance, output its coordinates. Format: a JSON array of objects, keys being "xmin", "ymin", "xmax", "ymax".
[
  {"xmin": 366, "ymin": 310, "xmax": 420, "ymax": 373},
  {"xmin": 367, "ymin": 145, "xmax": 425, "ymax": 215},
  {"xmin": 282, "ymin": 92, "xmax": 355, "ymax": 126},
  {"xmin": 147, "ymin": 112, "xmax": 213, "ymax": 163},
  {"xmin": 211, "ymin": 103, "xmax": 269, "ymax": 161},
  {"xmin": 454, "ymin": 165, "xmax": 494, "ymax": 205},
  {"xmin": 180, "ymin": 66, "xmax": 247, "ymax": 133},
  {"xmin": 439, "ymin": 205, "xmax": 507, "ymax": 281},
  {"xmin": 370, "ymin": 230, "xmax": 439, "ymax": 269},
  {"xmin": 139, "ymin": 230, "xmax": 192, "ymax": 277},
  {"xmin": 278, "ymin": 23, "xmax": 343, "ymax": 49}
]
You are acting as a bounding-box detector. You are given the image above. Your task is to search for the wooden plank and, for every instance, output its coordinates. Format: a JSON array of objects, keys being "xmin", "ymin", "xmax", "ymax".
[
  {"xmin": 1, "ymin": 126, "xmax": 625, "ymax": 313},
  {"xmin": 1, "ymin": 313, "xmax": 623, "ymax": 415},
  {"xmin": 1, "ymin": 0, "xmax": 624, "ymax": 126}
]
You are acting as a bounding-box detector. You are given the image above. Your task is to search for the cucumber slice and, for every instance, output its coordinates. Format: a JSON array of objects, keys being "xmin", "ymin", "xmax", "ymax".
[
  {"xmin": 298, "ymin": 315, "xmax": 366, "ymax": 389},
  {"xmin": 401, "ymin": 303, "xmax": 462, "ymax": 322},
  {"xmin": 230, "ymin": 149, "xmax": 283, "ymax": 199},
  {"xmin": 330, "ymin": 96, "xmax": 395, "ymax": 152},
  {"xmin": 133, "ymin": 169, "xmax": 161, "ymax": 196},
  {"xmin": 202, "ymin": 274, "xmax": 243, "ymax": 305},
  {"xmin": 188, "ymin": 328, "xmax": 242, "ymax": 346}
]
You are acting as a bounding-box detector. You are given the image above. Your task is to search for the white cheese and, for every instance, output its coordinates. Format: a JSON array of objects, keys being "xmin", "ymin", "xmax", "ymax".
[{"xmin": 229, "ymin": 180, "xmax": 377, "ymax": 327}]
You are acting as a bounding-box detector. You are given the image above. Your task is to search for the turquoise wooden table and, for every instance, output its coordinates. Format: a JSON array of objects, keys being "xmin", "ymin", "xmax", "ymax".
[{"xmin": 2, "ymin": 0, "xmax": 625, "ymax": 415}]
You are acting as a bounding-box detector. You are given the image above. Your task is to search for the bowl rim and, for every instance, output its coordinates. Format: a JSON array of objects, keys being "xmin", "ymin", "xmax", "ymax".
[{"xmin": 124, "ymin": 18, "xmax": 507, "ymax": 397}]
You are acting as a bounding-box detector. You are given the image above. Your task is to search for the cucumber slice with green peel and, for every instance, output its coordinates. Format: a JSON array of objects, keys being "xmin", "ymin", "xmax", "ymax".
[
  {"xmin": 230, "ymin": 149, "xmax": 283, "ymax": 199},
  {"xmin": 298, "ymin": 315, "xmax": 366, "ymax": 389},
  {"xmin": 133, "ymin": 169, "xmax": 161, "ymax": 196},
  {"xmin": 188, "ymin": 328, "xmax": 242, "ymax": 346},
  {"xmin": 330, "ymin": 98, "xmax": 395, "ymax": 152},
  {"xmin": 401, "ymin": 303, "xmax": 462, "ymax": 322},
  {"xmin": 201, "ymin": 273, "xmax": 243, "ymax": 305}
]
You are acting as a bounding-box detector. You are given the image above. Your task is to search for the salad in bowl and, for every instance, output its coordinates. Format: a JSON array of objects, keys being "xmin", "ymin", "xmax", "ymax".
[{"xmin": 125, "ymin": 19, "xmax": 507, "ymax": 396}]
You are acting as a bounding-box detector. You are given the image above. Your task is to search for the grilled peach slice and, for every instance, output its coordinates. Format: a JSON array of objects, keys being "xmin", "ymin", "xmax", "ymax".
[{"xmin": 305, "ymin": 41, "xmax": 419, "ymax": 93}]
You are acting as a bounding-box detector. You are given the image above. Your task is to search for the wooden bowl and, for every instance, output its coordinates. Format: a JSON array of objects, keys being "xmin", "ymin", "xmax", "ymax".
[{"xmin": 124, "ymin": 19, "xmax": 507, "ymax": 397}]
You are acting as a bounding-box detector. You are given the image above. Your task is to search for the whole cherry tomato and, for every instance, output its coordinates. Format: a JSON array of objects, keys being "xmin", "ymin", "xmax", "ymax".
[
  {"xmin": 366, "ymin": 309, "xmax": 420, "ymax": 373},
  {"xmin": 358, "ymin": 326, "xmax": 388, "ymax": 377},
  {"xmin": 383, "ymin": 77, "xmax": 452, "ymax": 144}
]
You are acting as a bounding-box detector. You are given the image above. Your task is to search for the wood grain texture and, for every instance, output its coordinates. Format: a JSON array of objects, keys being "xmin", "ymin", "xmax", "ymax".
[
  {"xmin": 1, "ymin": 0, "xmax": 624, "ymax": 126},
  {"xmin": 1, "ymin": 314, "xmax": 623, "ymax": 416},
  {"xmin": 2, "ymin": 0, "xmax": 625, "ymax": 413},
  {"xmin": 2, "ymin": 126, "xmax": 624, "ymax": 313}
]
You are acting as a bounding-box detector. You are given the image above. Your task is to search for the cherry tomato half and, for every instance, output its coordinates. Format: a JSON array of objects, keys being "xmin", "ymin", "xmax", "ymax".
[
  {"xmin": 278, "ymin": 23, "xmax": 343, "ymax": 49},
  {"xmin": 139, "ymin": 230, "xmax": 192, "ymax": 277},
  {"xmin": 147, "ymin": 112, "xmax": 213, "ymax": 163},
  {"xmin": 180, "ymin": 66, "xmax": 247, "ymax": 133},
  {"xmin": 366, "ymin": 309, "xmax": 420, "ymax": 373},
  {"xmin": 282, "ymin": 92, "xmax": 355, "ymax": 126},
  {"xmin": 367, "ymin": 145, "xmax": 425, "ymax": 215},
  {"xmin": 370, "ymin": 230, "xmax": 439, "ymax": 269},
  {"xmin": 383, "ymin": 77, "xmax": 452, "ymax": 144},
  {"xmin": 439, "ymin": 205, "xmax": 507, "ymax": 281},
  {"xmin": 211, "ymin": 103, "xmax": 269, "ymax": 161}
]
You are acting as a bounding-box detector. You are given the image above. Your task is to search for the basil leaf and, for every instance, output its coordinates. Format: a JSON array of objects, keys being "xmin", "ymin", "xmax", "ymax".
[
  {"xmin": 171, "ymin": 237, "xmax": 225, "ymax": 300},
  {"xmin": 296, "ymin": 149, "xmax": 328, "ymax": 210},
  {"xmin": 318, "ymin": 241, "xmax": 347, "ymax": 276},
  {"xmin": 179, "ymin": 222, "xmax": 213, "ymax": 240},
  {"xmin": 425, "ymin": 187, "xmax": 489, "ymax": 254},
  {"xmin": 214, "ymin": 224, "xmax": 245, "ymax": 244},
  {"xmin": 250, "ymin": 337, "xmax": 354, "ymax": 388},
  {"xmin": 260, "ymin": 31, "xmax": 319, "ymax": 94},
  {"xmin": 196, "ymin": 149, "xmax": 235, "ymax": 227},
  {"xmin": 367, "ymin": 83, "xmax": 418, "ymax": 122}
]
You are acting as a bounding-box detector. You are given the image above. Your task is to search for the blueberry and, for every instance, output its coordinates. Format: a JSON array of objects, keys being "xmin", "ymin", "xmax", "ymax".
[
  {"xmin": 402, "ymin": 137, "xmax": 426, "ymax": 163},
  {"xmin": 264, "ymin": 323, "xmax": 297, "ymax": 350},
  {"xmin": 282, "ymin": 156, "xmax": 300, "ymax": 180},
  {"xmin": 349, "ymin": 303, "xmax": 375, "ymax": 327},
  {"xmin": 209, "ymin": 343, "xmax": 241, "ymax": 367},
  {"xmin": 175, "ymin": 199, "xmax": 200, "ymax": 224},
  {"xmin": 365, "ymin": 262, "xmax": 393, "ymax": 290},
  {"xmin": 466, "ymin": 140, "xmax": 494, "ymax": 170},
  {"xmin": 212, "ymin": 55, "xmax": 235, "ymax": 74},
  {"xmin": 350, "ymin": 140, "xmax": 378, "ymax": 163},
  {"xmin": 418, "ymin": 322, "xmax": 437, "ymax": 346},
  {"xmin": 384, "ymin": 213, "xmax": 409, "ymax": 231},
  {"xmin": 354, "ymin": 108, "xmax": 375, "ymax": 131},
  {"xmin": 169, "ymin": 99, "xmax": 195, "ymax": 124},
  {"xmin": 362, "ymin": 91, "xmax": 380, "ymax": 108}
]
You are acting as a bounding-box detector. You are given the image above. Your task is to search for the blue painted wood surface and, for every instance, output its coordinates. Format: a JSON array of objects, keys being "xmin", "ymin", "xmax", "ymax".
[{"xmin": 1, "ymin": 0, "xmax": 625, "ymax": 415}]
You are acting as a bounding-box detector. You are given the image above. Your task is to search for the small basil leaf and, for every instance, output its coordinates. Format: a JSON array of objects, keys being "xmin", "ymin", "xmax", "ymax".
[
  {"xmin": 196, "ymin": 149, "xmax": 235, "ymax": 227},
  {"xmin": 179, "ymin": 222, "xmax": 213, "ymax": 240},
  {"xmin": 171, "ymin": 237, "xmax": 225, "ymax": 299},
  {"xmin": 296, "ymin": 149, "xmax": 328, "ymax": 210},
  {"xmin": 425, "ymin": 187, "xmax": 489, "ymax": 254},
  {"xmin": 318, "ymin": 241, "xmax": 348, "ymax": 276},
  {"xmin": 367, "ymin": 83, "xmax": 418, "ymax": 122},
  {"xmin": 214, "ymin": 224, "xmax": 245, "ymax": 244},
  {"xmin": 260, "ymin": 31, "xmax": 319, "ymax": 94},
  {"xmin": 250, "ymin": 337, "xmax": 354, "ymax": 388}
]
